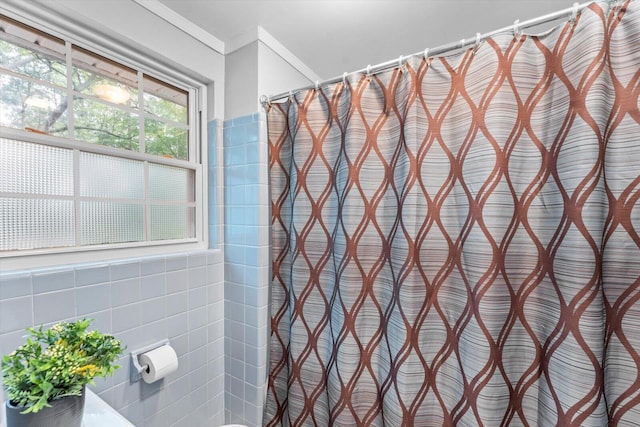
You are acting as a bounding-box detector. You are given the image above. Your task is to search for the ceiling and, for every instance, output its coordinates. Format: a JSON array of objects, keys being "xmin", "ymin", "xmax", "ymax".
[{"xmin": 156, "ymin": 0, "xmax": 583, "ymax": 80}]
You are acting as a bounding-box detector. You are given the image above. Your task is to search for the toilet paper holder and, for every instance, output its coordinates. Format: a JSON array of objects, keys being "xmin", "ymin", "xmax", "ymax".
[{"xmin": 130, "ymin": 339, "xmax": 170, "ymax": 382}]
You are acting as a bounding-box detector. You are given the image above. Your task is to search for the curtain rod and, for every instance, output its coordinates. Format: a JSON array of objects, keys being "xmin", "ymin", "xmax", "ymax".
[{"xmin": 263, "ymin": 0, "xmax": 619, "ymax": 106}]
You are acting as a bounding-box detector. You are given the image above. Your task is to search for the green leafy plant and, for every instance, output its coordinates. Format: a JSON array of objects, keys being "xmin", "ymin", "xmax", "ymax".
[{"xmin": 1, "ymin": 318, "xmax": 124, "ymax": 413}]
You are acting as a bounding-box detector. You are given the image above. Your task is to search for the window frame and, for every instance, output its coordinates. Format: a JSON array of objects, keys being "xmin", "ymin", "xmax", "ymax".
[{"xmin": 0, "ymin": 9, "xmax": 209, "ymax": 271}]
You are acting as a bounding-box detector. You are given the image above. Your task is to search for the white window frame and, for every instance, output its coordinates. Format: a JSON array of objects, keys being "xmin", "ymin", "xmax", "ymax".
[{"xmin": 0, "ymin": 8, "xmax": 210, "ymax": 271}]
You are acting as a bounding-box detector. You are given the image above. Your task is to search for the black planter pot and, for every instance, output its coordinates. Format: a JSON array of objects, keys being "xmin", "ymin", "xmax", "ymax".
[{"xmin": 5, "ymin": 390, "xmax": 85, "ymax": 427}]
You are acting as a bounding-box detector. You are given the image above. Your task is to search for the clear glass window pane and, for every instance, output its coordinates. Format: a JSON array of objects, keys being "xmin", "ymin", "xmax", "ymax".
[
  {"xmin": 80, "ymin": 202, "xmax": 144, "ymax": 245},
  {"xmin": 1, "ymin": 73, "xmax": 68, "ymax": 136},
  {"xmin": 0, "ymin": 138, "xmax": 73, "ymax": 196},
  {"xmin": 145, "ymin": 117, "xmax": 188, "ymax": 160},
  {"xmin": 80, "ymin": 152, "xmax": 144, "ymax": 199},
  {"xmin": 0, "ymin": 198, "xmax": 75, "ymax": 251},
  {"xmin": 150, "ymin": 205, "xmax": 194, "ymax": 240},
  {"xmin": 143, "ymin": 74, "xmax": 187, "ymax": 123},
  {"xmin": 0, "ymin": 15, "xmax": 67, "ymax": 87},
  {"xmin": 149, "ymin": 163, "xmax": 194, "ymax": 201},
  {"xmin": 74, "ymin": 96, "xmax": 139, "ymax": 150},
  {"xmin": 72, "ymin": 46, "xmax": 138, "ymax": 108}
]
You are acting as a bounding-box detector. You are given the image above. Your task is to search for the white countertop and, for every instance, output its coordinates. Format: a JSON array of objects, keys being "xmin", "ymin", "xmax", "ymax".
[{"xmin": 1, "ymin": 388, "xmax": 134, "ymax": 427}]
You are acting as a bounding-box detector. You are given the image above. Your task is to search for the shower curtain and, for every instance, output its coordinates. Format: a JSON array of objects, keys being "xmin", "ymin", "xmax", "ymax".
[{"xmin": 264, "ymin": 1, "xmax": 640, "ymax": 425}]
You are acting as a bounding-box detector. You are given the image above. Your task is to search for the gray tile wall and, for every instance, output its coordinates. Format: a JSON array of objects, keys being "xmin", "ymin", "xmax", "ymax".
[
  {"xmin": 223, "ymin": 112, "xmax": 270, "ymax": 426},
  {"xmin": 0, "ymin": 251, "xmax": 225, "ymax": 427}
]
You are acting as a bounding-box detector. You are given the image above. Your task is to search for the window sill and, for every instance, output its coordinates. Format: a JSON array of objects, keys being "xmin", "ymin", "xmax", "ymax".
[{"xmin": 0, "ymin": 240, "xmax": 210, "ymax": 273}]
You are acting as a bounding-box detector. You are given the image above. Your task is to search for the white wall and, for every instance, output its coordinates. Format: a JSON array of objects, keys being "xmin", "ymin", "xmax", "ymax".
[
  {"xmin": 1, "ymin": 0, "xmax": 226, "ymax": 120},
  {"xmin": 224, "ymin": 35, "xmax": 314, "ymax": 119},
  {"xmin": 258, "ymin": 41, "xmax": 313, "ymax": 106},
  {"xmin": 224, "ymin": 42, "xmax": 260, "ymax": 120}
]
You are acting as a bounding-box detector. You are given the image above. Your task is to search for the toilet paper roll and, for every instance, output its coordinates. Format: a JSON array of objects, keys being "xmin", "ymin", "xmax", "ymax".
[{"xmin": 139, "ymin": 345, "xmax": 179, "ymax": 383}]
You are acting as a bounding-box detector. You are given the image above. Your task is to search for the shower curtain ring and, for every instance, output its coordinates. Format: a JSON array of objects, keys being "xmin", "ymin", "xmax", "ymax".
[
  {"xmin": 366, "ymin": 64, "xmax": 372, "ymax": 77},
  {"xmin": 259, "ymin": 94, "xmax": 270, "ymax": 109},
  {"xmin": 423, "ymin": 48, "xmax": 430, "ymax": 60},
  {"xmin": 570, "ymin": 2, "xmax": 580, "ymax": 24},
  {"xmin": 474, "ymin": 32, "xmax": 482, "ymax": 50},
  {"xmin": 315, "ymin": 80, "xmax": 319, "ymax": 91},
  {"xmin": 342, "ymin": 71, "xmax": 349, "ymax": 85},
  {"xmin": 459, "ymin": 38, "xmax": 466, "ymax": 49},
  {"xmin": 513, "ymin": 19, "xmax": 521, "ymax": 39},
  {"xmin": 289, "ymin": 89, "xmax": 294, "ymax": 100},
  {"xmin": 398, "ymin": 55, "xmax": 406, "ymax": 73}
]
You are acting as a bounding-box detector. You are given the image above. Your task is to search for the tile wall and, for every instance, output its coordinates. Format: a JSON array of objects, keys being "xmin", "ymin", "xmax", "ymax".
[
  {"xmin": 0, "ymin": 118, "xmax": 227, "ymax": 427},
  {"xmin": 223, "ymin": 112, "xmax": 270, "ymax": 426},
  {"xmin": 0, "ymin": 113, "xmax": 272, "ymax": 427},
  {"xmin": 0, "ymin": 251, "xmax": 225, "ymax": 427}
]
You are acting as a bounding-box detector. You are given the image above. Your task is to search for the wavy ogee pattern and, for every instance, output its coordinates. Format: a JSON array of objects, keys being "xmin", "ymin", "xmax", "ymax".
[{"xmin": 265, "ymin": 1, "xmax": 640, "ymax": 425}]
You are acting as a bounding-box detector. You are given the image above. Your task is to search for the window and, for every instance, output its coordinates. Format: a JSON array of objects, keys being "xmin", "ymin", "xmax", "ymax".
[{"xmin": 0, "ymin": 14, "xmax": 202, "ymax": 256}]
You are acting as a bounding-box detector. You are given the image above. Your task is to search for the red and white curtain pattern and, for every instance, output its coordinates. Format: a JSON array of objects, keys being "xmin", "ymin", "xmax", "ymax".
[{"xmin": 265, "ymin": 1, "xmax": 640, "ymax": 425}]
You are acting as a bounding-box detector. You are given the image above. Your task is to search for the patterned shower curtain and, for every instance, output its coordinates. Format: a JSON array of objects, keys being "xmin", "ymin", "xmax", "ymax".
[{"xmin": 264, "ymin": 1, "xmax": 640, "ymax": 425}]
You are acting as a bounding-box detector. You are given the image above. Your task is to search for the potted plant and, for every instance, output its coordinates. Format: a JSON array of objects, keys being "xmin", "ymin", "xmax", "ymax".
[{"xmin": 1, "ymin": 318, "xmax": 124, "ymax": 427}]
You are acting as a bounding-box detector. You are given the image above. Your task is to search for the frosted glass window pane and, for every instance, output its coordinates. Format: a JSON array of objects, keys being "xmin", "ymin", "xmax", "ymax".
[
  {"xmin": 80, "ymin": 152, "xmax": 144, "ymax": 199},
  {"xmin": 150, "ymin": 206, "xmax": 194, "ymax": 240},
  {"xmin": 0, "ymin": 198, "xmax": 74, "ymax": 251},
  {"xmin": 0, "ymin": 138, "xmax": 73, "ymax": 196},
  {"xmin": 149, "ymin": 164, "xmax": 194, "ymax": 201},
  {"xmin": 80, "ymin": 202, "xmax": 143, "ymax": 245},
  {"xmin": 74, "ymin": 96, "xmax": 139, "ymax": 150},
  {"xmin": 1, "ymin": 74, "xmax": 68, "ymax": 136}
]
